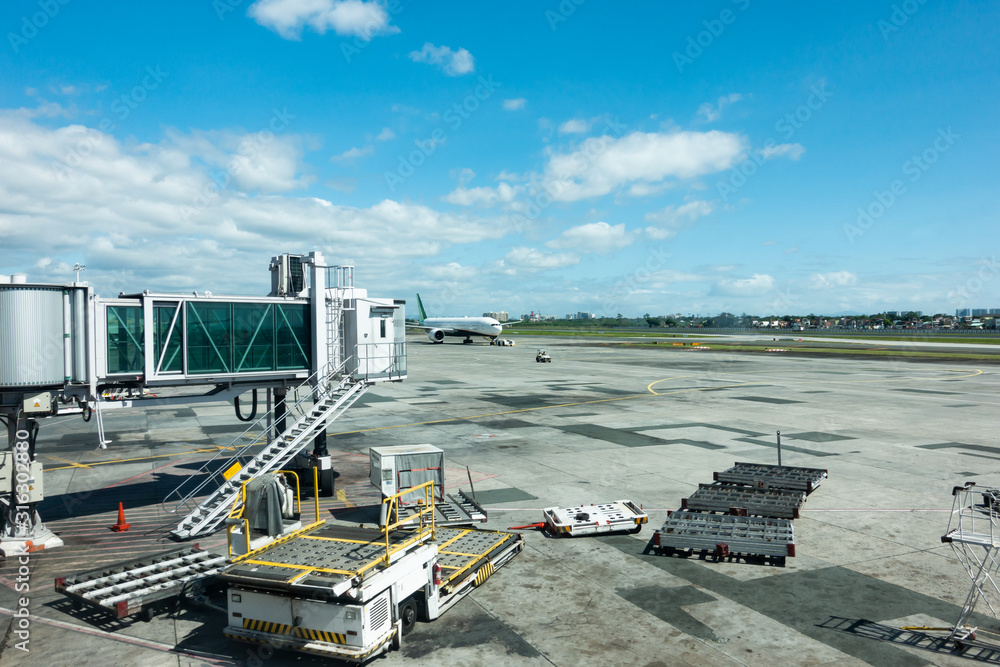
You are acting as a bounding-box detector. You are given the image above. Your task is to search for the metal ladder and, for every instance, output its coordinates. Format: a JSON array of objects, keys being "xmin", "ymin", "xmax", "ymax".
[{"xmin": 165, "ymin": 363, "xmax": 368, "ymax": 540}]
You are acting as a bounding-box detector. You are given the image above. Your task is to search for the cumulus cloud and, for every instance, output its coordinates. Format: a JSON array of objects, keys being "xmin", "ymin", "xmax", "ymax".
[
  {"xmin": 331, "ymin": 145, "xmax": 373, "ymax": 161},
  {"xmin": 503, "ymin": 247, "xmax": 579, "ymax": 271},
  {"xmin": 248, "ymin": 0, "xmax": 399, "ymax": 40},
  {"xmin": 0, "ymin": 112, "xmax": 514, "ymax": 294},
  {"xmin": 546, "ymin": 221, "xmax": 637, "ymax": 255},
  {"xmin": 714, "ymin": 274, "xmax": 775, "ymax": 296},
  {"xmin": 375, "ymin": 127, "xmax": 395, "ymax": 141},
  {"xmin": 443, "ymin": 182, "xmax": 523, "ymax": 207},
  {"xmin": 759, "ymin": 142, "xmax": 805, "ymax": 160},
  {"xmin": 408, "ymin": 43, "xmax": 475, "ymax": 76},
  {"xmin": 809, "ymin": 271, "xmax": 857, "ymax": 289},
  {"xmin": 697, "ymin": 93, "xmax": 744, "ymax": 122},
  {"xmin": 503, "ymin": 98, "xmax": 526, "ymax": 111},
  {"xmin": 558, "ymin": 118, "xmax": 590, "ymax": 134},
  {"xmin": 543, "ymin": 130, "xmax": 745, "ymax": 202},
  {"xmin": 643, "ymin": 200, "xmax": 714, "ymax": 239}
]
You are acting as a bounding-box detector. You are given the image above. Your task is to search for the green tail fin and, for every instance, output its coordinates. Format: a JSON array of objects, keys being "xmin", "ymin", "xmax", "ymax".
[{"xmin": 416, "ymin": 294, "xmax": 428, "ymax": 322}]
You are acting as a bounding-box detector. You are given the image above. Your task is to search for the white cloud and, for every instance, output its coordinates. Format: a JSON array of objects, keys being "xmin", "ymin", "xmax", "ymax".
[
  {"xmin": 375, "ymin": 127, "xmax": 395, "ymax": 141},
  {"xmin": 248, "ymin": 0, "xmax": 399, "ymax": 40},
  {"xmin": 759, "ymin": 142, "xmax": 805, "ymax": 160},
  {"xmin": 443, "ymin": 182, "xmax": 522, "ymax": 207},
  {"xmin": 546, "ymin": 222, "xmax": 637, "ymax": 255},
  {"xmin": 558, "ymin": 118, "xmax": 590, "ymax": 134},
  {"xmin": 627, "ymin": 182, "xmax": 674, "ymax": 197},
  {"xmin": 643, "ymin": 200, "xmax": 714, "ymax": 239},
  {"xmin": 503, "ymin": 247, "xmax": 579, "ymax": 270},
  {"xmin": 696, "ymin": 93, "xmax": 744, "ymax": 122},
  {"xmin": 450, "ymin": 167, "xmax": 476, "ymax": 186},
  {"xmin": 503, "ymin": 98, "xmax": 526, "ymax": 111},
  {"xmin": 408, "ymin": 43, "xmax": 475, "ymax": 76},
  {"xmin": 809, "ymin": 271, "xmax": 857, "ymax": 289},
  {"xmin": 331, "ymin": 145, "xmax": 373, "ymax": 161},
  {"xmin": 0, "ymin": 112, "xmax": 515, "ymax": 294},
  {"xmin": 543, "ymin": 130, "xmax": 746, "ymax": 202},
  {"xmin": 714, "ymin": 274, "xmax": 775, "ymax": 296}
]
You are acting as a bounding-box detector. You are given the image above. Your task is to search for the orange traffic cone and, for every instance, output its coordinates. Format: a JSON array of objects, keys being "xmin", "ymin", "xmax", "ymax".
[{"xmin": 110, "ymin": 502, "xmax": 130, "ymax": 532}]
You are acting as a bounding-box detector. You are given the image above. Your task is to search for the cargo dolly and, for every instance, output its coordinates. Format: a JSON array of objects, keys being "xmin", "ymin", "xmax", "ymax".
[
  {"xmin": 397, "ymin": 488, "xmax": 488, "ymax": 526},
  {"xmin": 54, "ymin": 545, "xmax": 229, "ymax": 620},
  {"xmin": 682, "ymin": 483, "xmax": 805, "ymax": 519},
  {"xmin": 713, "ymin": 462, "xmax": 828, "ymax": 494},
  {"xmin": 531, "ymin": 500, "xmax": 648, "ymax": 536},
  {"xmin": 653, "ymin": 510, "xmax": 795, "ymax": 566}
]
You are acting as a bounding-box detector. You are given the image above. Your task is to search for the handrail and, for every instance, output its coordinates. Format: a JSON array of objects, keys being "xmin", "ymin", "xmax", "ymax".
[
  {"xmin": 380, "ymin": 480, "xmax": 436, "ymax": 568},
  {"xmin": 224, "ymin": 469, "xmax": 314, "ymax": 558},
  {"xmin": 164, "ymin": 356, "xmax": 353, "ymax": 513}
]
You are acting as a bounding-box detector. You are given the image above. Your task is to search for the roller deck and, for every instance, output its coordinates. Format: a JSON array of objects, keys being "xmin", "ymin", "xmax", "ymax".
[
  {"xmin": 654, "ymin": 510, "xmax": 795, "ymax": 564},
  {"xmin": 682, "ymin": 483, "xmax": 806, "ymax": 519},
  {"xmin": 714, "ymin": 462, "xmax": 828, "ymax": 493}
]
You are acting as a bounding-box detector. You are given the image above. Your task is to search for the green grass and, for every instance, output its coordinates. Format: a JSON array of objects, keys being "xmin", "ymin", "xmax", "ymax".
[
  {"xmin": 809, "ymin": 334, "xmax": 1000, "ymax": 345},
  {"xmin": 505, "ymin": 329, "xmax": 708, "ymax": 338},
  {"xmin": 624, "ymin": 342, "xmax": 998, "ymax": 361}
]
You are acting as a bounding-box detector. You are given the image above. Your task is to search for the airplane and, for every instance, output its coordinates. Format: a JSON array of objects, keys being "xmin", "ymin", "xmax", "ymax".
[{"xmin": 407, "ymin": 294, "xmax": 521, "ymax": 344}]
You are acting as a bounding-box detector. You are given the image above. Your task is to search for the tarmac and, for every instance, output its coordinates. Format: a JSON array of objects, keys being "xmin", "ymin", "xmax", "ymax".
[{"xmin": 2, "ymin": 334, "xmax": 1000, "ymax": 666}]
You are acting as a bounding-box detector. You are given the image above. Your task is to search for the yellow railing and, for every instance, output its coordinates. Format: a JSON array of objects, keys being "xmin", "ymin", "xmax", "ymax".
[
  {"xmin": 226, "ymin": 468, "xmax": 320, "ymax": 558},
  {"xmin": 378, "ymin": 480, "xmax": 437, "ymax": 568}
]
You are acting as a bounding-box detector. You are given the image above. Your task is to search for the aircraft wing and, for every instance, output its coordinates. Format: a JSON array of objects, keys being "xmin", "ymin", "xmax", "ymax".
[
  {"xmin": 500, "ymin": 320, "xmax": 523, "ymax": 326},
  {"xmin": 405, "ymin": 323, "xmax": 457, "ymax": 333}
]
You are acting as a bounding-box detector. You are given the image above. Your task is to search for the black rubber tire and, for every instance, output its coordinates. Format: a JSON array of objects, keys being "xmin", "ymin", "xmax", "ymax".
[
  {"xmin": 399, "ymin": 598, "xmax": 418, "ymax": 636},
  {"xmin": 629, "ymin": 525, "xmax": 642, "ymax": 534},
  {"xmin": 140, "ymin": 606, "xmax": 155, "ymax": 622},
  {"xmin": 319, "ymin": 467, "xmax": 335, "ymax": 497},
  {"xmin": 72, "ymin": 598, "xmax": 83, "ymax": 611}
]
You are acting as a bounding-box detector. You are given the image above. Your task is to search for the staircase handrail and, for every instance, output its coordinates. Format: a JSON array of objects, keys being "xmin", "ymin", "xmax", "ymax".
[{"xmin": 162, "ymin": 356, "xmax": 353, "ymax": 513}]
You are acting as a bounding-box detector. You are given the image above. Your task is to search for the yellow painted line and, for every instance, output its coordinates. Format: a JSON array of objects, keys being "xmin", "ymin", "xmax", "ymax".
[
  {"xmin": 436, "ymin": 529, "xmax": 473, "ymax": 549},
  {"xmin": 242, "ymin": 559, "xmax": 357, "ymax": 575},
  {"xmin": 46, "ymin": 446, "xmax": 226, "ymax": 472},
  {"xmin": 44, "ymin": 455, "xmax": 91, "ymax": 469},
  {"xmin": 335, "ymin": 488, "xmax": 356, "ymax": 508},
  {"xmin": 439, "ymin": 550, "xmax": 487, "ymax": 558},
  {"xmin": 301, "ymin": 535, "xmax": 372, "ymax": 545}
]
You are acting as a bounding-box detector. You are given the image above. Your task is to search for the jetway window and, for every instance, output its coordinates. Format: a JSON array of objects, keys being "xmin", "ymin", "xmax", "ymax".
[
  {"xmin": 107, "ymin": 305, "xmax": 144, "ymax": 375},
  {"xmin": 233, "ymin": 303, "xmax": 275, "ymax": 372},
  {"xmin": 276, "ymin": 303, "xmax": 310, "ymax": 370},
  {"xmin": 186, "ymin": 302, "xmax": 233, "ymax": 374},
  {"xmin": 154, "ymin": 304, "xmax": 183, "ymax": 373}
]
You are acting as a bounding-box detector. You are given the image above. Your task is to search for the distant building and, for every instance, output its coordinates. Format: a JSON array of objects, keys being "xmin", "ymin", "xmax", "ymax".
[
  {"xmin": 956, "ymin": 308, "xmax": 972, "ymax": 317},
  {"xmin": 576, "ymin": 311, "xmax": 594, "ymax": 320},
  {"xmin": 483, "ymin": 311, "xmax": 509, "ymax": 322}
]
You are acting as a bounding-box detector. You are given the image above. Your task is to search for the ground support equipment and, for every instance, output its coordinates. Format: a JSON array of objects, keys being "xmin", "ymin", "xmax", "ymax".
[
  {"xmin": 653, "ymin": 510, "xmax": 794, "ymax": 566},
  {"xmin": 54, "ymin": 545, "xmax": 229, "ymax": 620},
  {"xmin": 940, "ymin": 482, "xmax": 1000, "ymax": 650},
  {"xmin": 541, "ymin": 500, "xmax": 648, "ymax": 536},
  {"xmin": 714, "ymin": 462, "xmax": 828, "ymax": 494},
  {"xmin": 682, "ymin": 483, "xmax": 805, "ymax": 519},
  {"xmin": 397, "ymin": 489, "xmax": 488, "ymax": 526}
]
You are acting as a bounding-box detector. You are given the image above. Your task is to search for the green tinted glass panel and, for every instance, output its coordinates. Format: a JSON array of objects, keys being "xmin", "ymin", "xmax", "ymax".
[
  {"xmin": 106, "ymin": 306, "xmax": 144, "ymax": 374},
  {"xmin": 233, "ymin": 303, "xmax": 275, "ymax": 372},
  {"xmin": 276, "ymin": 303, "xmax": 310, "ymax": 370},
  {"xmin": 186, "ymin": 302, "xmax": 232, "ymax": 374},
  {"xmin": 153, "ymin": 304, "xmax": 183, "ymax": 373}
]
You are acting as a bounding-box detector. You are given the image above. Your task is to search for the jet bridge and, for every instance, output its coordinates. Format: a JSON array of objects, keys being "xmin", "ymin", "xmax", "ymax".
[{"xmin": 0, "ymin": 252, "xmax": 406, "ymax": 554}]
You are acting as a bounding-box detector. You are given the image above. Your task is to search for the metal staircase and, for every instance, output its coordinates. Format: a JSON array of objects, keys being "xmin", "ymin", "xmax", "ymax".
[{"xmin": 164, "ymin": 361, "xmax": 368, "ymax": 540}]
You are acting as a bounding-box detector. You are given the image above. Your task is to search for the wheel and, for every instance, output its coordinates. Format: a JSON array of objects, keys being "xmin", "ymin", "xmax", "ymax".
[
  {"xmin": 72, "ymin": 598, "xmax": 83, "ymax": 611},
  {"xmin": 140, "ymin": 606, "xmax": 155, "ymax": 622},
  {"xmin": 629, "ymin": 524, "xmax": 642, "ymax": 534},
  {"xmin": 319, "ymin": 467, "xmax": 335, "ymax": 497},
  {"xmin": 399, "ymin": 598, "xmax": 418, "ymax": 636}
]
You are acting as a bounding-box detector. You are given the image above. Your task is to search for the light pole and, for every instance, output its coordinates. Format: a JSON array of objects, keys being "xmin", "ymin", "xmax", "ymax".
[{"xmin": 73, "ymin": 263, "xmax": 85, "ymax": 283}]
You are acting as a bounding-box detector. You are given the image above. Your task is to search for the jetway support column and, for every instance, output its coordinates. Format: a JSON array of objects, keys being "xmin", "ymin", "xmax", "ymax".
[{"xmin": 0, "ymin": 410, "xmax": 63, "ymax": 555}]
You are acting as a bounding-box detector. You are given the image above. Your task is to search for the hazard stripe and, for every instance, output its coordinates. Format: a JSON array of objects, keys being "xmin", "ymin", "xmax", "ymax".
[
  {"xmin": 474, "ymin": 561, "xmax": 495, "ymax": 587},
  {"xmin": 241, "ymin": 619, "xmax": 349, "ymax": 645}
]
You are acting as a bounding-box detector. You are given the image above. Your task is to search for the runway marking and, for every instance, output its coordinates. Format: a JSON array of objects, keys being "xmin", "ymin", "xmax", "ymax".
[
  {"xmin": 331, "ymin": 368, "xmax": 983, "ymax": 436},
  {"xmin": 44, "ymin": 455, "xmax": 92, "ymax": 469},
  {"xmin": 44, "ymin": 445, "xmax": 228, "ymax": 472},
  {"xmin": 335, "ymin": 489, "xmax": 356, "ymax": 508}
]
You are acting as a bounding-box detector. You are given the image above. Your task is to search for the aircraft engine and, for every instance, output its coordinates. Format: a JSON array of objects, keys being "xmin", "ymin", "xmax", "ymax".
[{"xmin": 427, "ymin": 329, "xmax": 446, "ymax": 343}]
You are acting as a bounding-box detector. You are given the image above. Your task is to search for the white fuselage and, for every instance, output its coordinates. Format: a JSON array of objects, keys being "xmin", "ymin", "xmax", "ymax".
[{"xmin": 425, "ymin": 317, "xmax": 503, "ymax": 337}]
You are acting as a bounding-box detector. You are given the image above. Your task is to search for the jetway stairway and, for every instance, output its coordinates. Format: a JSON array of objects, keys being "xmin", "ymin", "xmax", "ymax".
[{"xmin": 165, "ymin": 361, "xmax": 369, "ymax": 540}]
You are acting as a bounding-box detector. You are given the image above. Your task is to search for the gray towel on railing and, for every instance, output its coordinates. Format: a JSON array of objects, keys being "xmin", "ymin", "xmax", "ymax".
[{"xmin": 245, "ymin": 475, "xmax": 284, "ymax": 536}]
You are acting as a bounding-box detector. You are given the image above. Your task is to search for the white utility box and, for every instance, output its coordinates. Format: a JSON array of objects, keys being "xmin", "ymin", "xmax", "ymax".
[{"xmin": 369, "ymin": 444, "xmax": 445, "ymax": 505}]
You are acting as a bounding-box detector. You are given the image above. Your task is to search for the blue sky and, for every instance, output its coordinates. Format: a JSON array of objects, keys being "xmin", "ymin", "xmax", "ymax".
[{"xmin": 1, "ymin": 1, "xmax": 997, "ymax": 318}]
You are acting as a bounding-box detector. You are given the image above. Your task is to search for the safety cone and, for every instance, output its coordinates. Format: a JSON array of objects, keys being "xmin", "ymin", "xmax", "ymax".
[{"xmin": 110, "ymin": 502, "xmax": 131, "ymax": 532}]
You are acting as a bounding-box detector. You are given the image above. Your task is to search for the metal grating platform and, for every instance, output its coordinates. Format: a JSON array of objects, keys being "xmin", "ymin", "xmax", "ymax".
[
  {"xmin": 714, "ymin": 462, "xmax": 828, "ymax": 493},
  {"xmin": 654, "ymin": 510, "xmax": 794, "ymax": 561},
  {"xmin": 682, "ymin": 483, "xmax": 805, "ymax": 519}
]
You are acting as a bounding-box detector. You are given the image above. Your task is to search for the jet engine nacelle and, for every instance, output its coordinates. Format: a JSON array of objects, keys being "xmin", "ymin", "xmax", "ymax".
[{"xmin": 427, "ymin": 329, "xmax": 446, "ymax": 343}]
